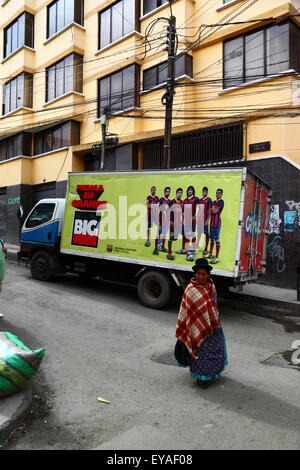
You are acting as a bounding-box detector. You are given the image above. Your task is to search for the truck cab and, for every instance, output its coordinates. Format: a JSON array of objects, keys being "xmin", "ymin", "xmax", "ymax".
[{"xmin": 19, "ymin": 199, "xmax": 65, "ymax": 278}]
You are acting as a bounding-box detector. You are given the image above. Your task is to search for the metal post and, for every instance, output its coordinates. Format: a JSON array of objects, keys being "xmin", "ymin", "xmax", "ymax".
[
  {"xmin": 162, "ymin": 14, "xmax": 176, "ymax": 170},
  {"xmin": 99, "ymin": 112, "xmax": 107, "ymax": 171}
]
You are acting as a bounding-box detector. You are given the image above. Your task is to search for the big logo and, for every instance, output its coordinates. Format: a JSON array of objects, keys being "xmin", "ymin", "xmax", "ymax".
[{"xmin": 72, "ymin": 211, "xmax": 101, "ymax": 248}]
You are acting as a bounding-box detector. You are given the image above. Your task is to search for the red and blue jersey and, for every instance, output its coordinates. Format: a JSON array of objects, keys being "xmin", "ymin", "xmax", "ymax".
[
  {"xmin": 159, "ymin": 197, "xmax": 171, "ymax": 226},
  {"xmin": 199, "ymin": 197, "xmax": 212, "ymax": 222},
  {"xmin": 170, "ymin": 199, "xmax": 184, "ymax": 228},
  {"xmin": 146, "ymin": 195, "xmax": 159, "ymax": 224},
  {"xmin": 183, "ymin": 196, "xmax": 200, "ymax": 227},
  {"xmin": 210, "ymin": 199, "xmax": 224, "ymax": 228}
]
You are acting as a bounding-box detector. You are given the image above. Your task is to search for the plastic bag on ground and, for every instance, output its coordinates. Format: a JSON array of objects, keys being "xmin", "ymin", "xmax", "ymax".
[{"xmin": 0, "ymin": 332, "xmax": 45, "ymax": 398}]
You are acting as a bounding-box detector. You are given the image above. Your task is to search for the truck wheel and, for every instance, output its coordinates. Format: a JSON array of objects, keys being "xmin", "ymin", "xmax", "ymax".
[
  {"xmin": 137, "ymin": 271, "xmax": 172, "ymax": 309},
  {"xmin": 30, "ymin": 251, "xmax": 54, "ymax": 281}
]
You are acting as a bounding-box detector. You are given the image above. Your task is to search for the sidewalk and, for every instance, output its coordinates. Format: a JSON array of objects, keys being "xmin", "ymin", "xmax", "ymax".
[
  {"xmin": 0, "ymin": 384, "xmax": 33, "ymax": 447},
  {"xmin": 230, "ymin": 283, "xmax": 299, "ymax": 306}
]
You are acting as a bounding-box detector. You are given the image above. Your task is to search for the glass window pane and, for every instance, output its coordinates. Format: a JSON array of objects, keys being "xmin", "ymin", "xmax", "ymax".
[
  {"xmin": 25, "ymin": 203, "xmax": 55, "ymax": 228},
  {"xmin": 57, "ymin": 0, "xmax": 65, "ymax": 31},
  {"xmin": 73, "ymin": 54, "xmax": 83, "ymax": 92},
  {"xmin": 123, "ymin": 0, "xmax": 135, "ymax": 36},
  {"xmin": 99, "ymin": 76, "xmax": 110, "ymax": 115},
  {"xmin": 24, "ymin": 74, "xmax": 33, "ymax": 108},
  {"xmin": 43, "ymin": 130, "xmax": 52, "ymax": 153},
  {"xmin": 25, "ymin": 13, "xmax": 34, "ymax": 48},
  {"xmin": 111, "ymin": 2, "xmax": 123, "ymax": 43},
  {"xmin": 65, "ymin": 0, "xmax": 74, "ymax": 25},
  {"xmin": 74, "ymin": 0, "xmax": 83, "ymax": 25},
  {"xmin": 4, "ymin": 82, "xmax": 11, "ymax": 114},
  {"xmin": 5, "ymin": 27, "xmax": 12, "ymax": 57},
  {"xmin": 158, "ymin": 62, "xmax": 167, "ymax": 84},
  {"xmin": 47, "ymin": 66, "xmax": 56, "ymax": 101},
  {"xmin": 48, "ymin": 3, "xmax": 57, "ymax": 37},
  {"xmin": 12, "ymin": 22, "xmax": 18, "ymax": 53},
  {"xmin": 56, "ymin": 61, "xmax": 65, "ymax": 97},
  {"xmin": 64, "ymin": 54, "xmax": 74, "ymax": 93},
  {"xmin": 100, "ymin": 9, "xmax": 111, "ymax": 49},
  {"xmin": 34, "ymin": 134, "xmax": 43, "ymax": 155},
  {"xmin": 267, "ymin": 23, "xmax": 289, "ymax": 75},
  {"xmin": 175, "ymin": 55, "xmax": 185, "ymax": 77},
  {"xmin": 143, "ymin": 0, "xmax": 158, "ymax": 16},
  {"xmin": 110, "ymin": 71, "xmax": 122, "ymax": 112},
  {"xmin": 61, "ymin": 122, "xmax": 71, "ymax": 147},
  {"xmin": 143, "ymin": 67, "xmax": 157, "ymax": 90},
  {"xmin": 52, "ymin": 126, "xmax": 62, "ymax": 149},
  {"xmin": 122, "ymin": 65, "xmax": 135, "ymax": 109},
  {"xmin": 18, "ymin": 14, "xmax": 25, "ymax": 49},
  {"xmin": 245, "ymin": 30, "xmax": 264, "ymax": 81},
  {"xmin": 17, "ymin": 74, "xmax": 24, "ymax": 108},
  {"xmin": 10, "ymin": 78, "xmax": 17, "ymax": 112},
  {"xmin": 224, "ymin": 36, "xmax": 244, "ymax": 88}
]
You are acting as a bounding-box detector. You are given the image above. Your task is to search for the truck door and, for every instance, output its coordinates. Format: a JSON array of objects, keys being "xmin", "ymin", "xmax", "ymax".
[
  {"xmin": 239, "ymin": 173, "xmax": 271, "ymax": 280},
  {"xmin": 20, "ymin": 201, "xmax": 59, "ymax": 245}
]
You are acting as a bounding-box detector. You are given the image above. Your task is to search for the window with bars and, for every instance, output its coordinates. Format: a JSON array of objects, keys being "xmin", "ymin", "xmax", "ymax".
[
  {"xmin": 142, "ymin": 123, "xmax": 244, "ymax": 169},
  {"xmin": 143, "ymin": 54, "xmax": 193, "ymax": 90},
  {"xmin": 47, "ymin": 0, "xmax": 84, "ymax": 38},
  {"xmin": 3, "ymin": 73, "xmax": 33, "ymax": 115},
  {"xmin": 223, "ymin": 21, "xmax": 300, "ymax": 89},
  {"xmin": 46, "ymin": 53, "xmax": 83, "ymax": 102},
  {"xmin": 98, "ymin": 64, "xmax": 139, "ymax": 116},
  {"xmin": 4, "ymin": 12, "xmax": 34, "ymax": 58}
]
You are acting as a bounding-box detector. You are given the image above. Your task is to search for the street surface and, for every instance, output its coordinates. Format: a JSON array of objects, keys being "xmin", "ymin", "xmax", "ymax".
[{"xmin": 1, "ymin": 261, "xmax": 300, "ymax": 450}]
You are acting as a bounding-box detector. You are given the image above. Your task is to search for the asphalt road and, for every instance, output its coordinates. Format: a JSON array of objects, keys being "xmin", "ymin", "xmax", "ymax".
[{"xmin": 1, "ymin": 262, "xmax": 300, "ymax": 450}]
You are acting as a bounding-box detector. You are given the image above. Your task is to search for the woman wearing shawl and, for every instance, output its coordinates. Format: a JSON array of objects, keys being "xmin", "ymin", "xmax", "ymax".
[{"xmin": 175, "ymin": 258, "xmax": 228, "ymax": 388}]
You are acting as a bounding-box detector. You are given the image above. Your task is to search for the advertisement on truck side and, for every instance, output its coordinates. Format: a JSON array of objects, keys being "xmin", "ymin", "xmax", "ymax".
[{"xmin": 60, "ymin": 170, "xmax": 245, "ymax": 275}]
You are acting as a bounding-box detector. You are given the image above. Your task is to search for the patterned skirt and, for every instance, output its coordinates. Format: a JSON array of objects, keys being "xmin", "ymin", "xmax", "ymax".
[{"xmin": 188, "ymin": 327, "xmax": 228, "ymax": 381}]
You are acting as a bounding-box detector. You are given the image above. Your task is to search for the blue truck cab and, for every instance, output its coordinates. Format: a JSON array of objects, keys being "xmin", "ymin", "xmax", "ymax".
[{"xmin": 19, "ymin": 199, "xmax": 66, "ymax": 279}]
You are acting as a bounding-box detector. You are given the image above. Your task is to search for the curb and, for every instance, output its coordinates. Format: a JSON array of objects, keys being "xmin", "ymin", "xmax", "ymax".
[{"xmin": 0, "ymin": 383, "xmax": 34, "ymax": 446}]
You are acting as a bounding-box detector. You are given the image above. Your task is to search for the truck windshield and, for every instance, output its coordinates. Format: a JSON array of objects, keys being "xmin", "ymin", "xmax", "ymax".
[{"xmin": 25, "ymin": 203, "xmax": 55, "ymax": 228}]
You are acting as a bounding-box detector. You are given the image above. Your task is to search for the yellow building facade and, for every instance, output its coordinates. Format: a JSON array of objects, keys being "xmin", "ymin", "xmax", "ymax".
[{"xmin": 0, "ymin": 0, "xmax": 299, "ymax": 285}]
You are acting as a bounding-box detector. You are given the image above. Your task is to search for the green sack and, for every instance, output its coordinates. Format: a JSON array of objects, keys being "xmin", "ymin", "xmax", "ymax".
[
  {"xmin": 0, "ymin": 248, "xmax": 6, "ymax": 282},
  {"xmin": 0, "ymin": 332, "xmax": 45, "ymax": 398}
]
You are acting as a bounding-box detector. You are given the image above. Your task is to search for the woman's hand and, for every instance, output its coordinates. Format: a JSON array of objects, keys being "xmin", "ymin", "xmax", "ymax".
[{"xmin": 2, "ymin": 247, "xmax": 7, "ymax": 253}]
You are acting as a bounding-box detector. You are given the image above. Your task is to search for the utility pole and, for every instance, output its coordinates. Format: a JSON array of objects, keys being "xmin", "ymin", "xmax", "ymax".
[
  {"xmin": 99, "ymin": 107, "xmax": 109, "ymax": 171},
  {"xmin": 162, "ymin": 11, "xmax": 176, "ymax": 169}
]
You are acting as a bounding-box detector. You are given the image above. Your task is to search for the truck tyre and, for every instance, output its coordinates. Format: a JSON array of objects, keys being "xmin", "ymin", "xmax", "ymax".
[
  {"xmin": 137, "ymin": 271, "xmax": 172, "ymax": 309},
  {"xmin": 30, "ymin": 251, "xmax": 55, "ymax": 281}
]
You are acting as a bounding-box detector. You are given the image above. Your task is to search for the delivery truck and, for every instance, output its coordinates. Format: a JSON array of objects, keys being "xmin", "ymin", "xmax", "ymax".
[{"xmin": 18, "ymin": 168, "xmax": 271, "ymax": 309}]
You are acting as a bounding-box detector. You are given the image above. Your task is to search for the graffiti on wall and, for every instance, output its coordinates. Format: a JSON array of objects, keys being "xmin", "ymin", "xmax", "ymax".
[
  {"xmin": 0, "ymin": 198, "xmax": 7, "ymax": 239},
  {"xmin": 268, "ymin": 235, "xmax": 286, "ymax": 273}
]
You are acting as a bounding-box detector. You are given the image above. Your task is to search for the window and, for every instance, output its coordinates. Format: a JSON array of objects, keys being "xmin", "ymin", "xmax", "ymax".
[
  {"xmin": 25, "ymin": 203, "xmax": 55, "ymax": 228},
  {"xmin": 98, "ymin": 64, "xmax": 139, "ymax": 116},
  {"xmin": 0, "ymin": 133, "xmax": 31, "ymax": 161},
  {"xmin": 4, "ymin": 12, "xmax": 34, "ymax": 58},
  {"xmin": 223, "ymin": 22, "xmax": 293, "ymax": 88},
  {"xmin": 46, "ymin": 54, "xmax": 83, "ymax": 102},
  {"xmin": 47, "ymin": 0, "xmax": 83, "ymax": 38},
  {"xmin": 99, "ymin": 0, "xmax": 136, "ymax": 50},
  {"xmin": 3, "ymin": 73, "xmax": 33, "ymax": 115},
  {"xmin": 33, "ymin": 121, "xmax": 80, "ymax": 155},
  {"xmin": 143, "ymin": 0, "xmax": 166, "ymax": 16},
  {"xmin": 143, "ymin": 54, "xmax": 193, "ymax": 90}
]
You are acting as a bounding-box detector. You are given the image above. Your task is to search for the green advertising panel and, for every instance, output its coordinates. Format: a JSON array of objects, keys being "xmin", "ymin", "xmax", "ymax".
[{"xmin": 61, "ymin": 170, "xmax": 243, "ymax": 273}]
